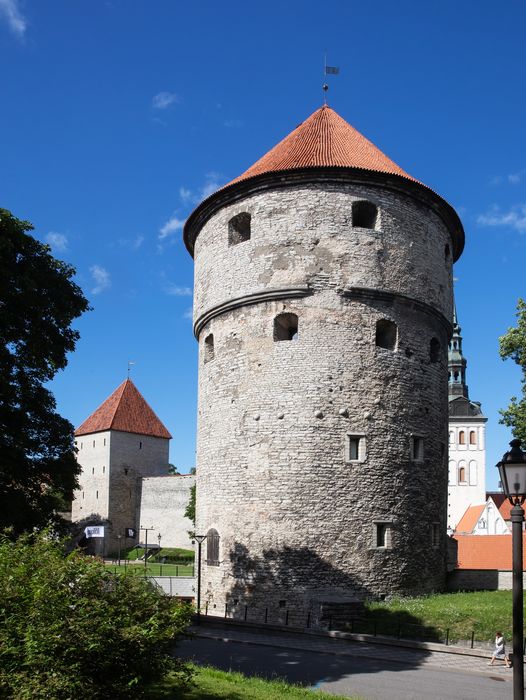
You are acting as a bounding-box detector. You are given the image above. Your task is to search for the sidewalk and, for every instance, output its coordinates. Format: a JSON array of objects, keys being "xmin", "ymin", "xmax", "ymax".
[{"xmin": 189, "ymin": 620, "xmax": 514, "ymax": 678}]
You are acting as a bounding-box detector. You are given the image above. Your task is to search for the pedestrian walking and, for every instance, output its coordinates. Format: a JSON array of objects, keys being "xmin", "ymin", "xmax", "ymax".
[{"xmin": 487, "ymin": 631, "xmax": 511, "ymax": 667}]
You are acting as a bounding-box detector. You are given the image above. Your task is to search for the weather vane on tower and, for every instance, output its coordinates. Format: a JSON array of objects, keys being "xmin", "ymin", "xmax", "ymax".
[{"xmin": 323, "ymin": 52, "xmax": 340, "ymax": 105}]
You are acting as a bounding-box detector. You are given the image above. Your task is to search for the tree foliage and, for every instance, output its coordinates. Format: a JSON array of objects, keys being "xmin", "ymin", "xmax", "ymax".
[
  {"xmin": 499, "ymin": 298, "xmax": 526, "ymax": 443},
  {"xmin": 0, "ymin": 209, "xmax": 90, "ymax": 533},
  {"xmin": 184, "ymin": 482, "xmax": 196, "ymax": 530},
  {"xmin": 0, "ymin": 533, "xmax": 192, "ymax": 699}
]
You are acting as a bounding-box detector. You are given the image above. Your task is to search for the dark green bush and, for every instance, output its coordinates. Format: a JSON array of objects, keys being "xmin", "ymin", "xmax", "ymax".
[
  {"xmin": 151, "ymin": 547, "xmax": 195, "ymax": 565},
  {"xmin": 0, "ymin": 533, "xmax": 192, "ymax": 699}
]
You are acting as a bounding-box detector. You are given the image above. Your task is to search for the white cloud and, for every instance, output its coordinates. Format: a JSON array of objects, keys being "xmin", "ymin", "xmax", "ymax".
[
  {"xmin": 477, "ymin": 204, "xmax": 526, "ymax": 233},
  {"xmin": 90, "ymin": 265, "xmax": 111, "ymax": 295},
  {"xmin": 0, "ymin": 0, "xmax": 26, "ymax": 38},
  {"xmin": 490, "ymin": 170, "xmax": 525, "ymax": 186},
  {"xmin": 179, "ymin": 187, "xmax": 193, "ymax": 203},
  {"xmin": 178, "ymin": 173, "xmax": 223, "ymax": 206},
  {"xmin": 131, "ymin": 234, "xmax": 144, "ymax": 250},
  {"xmin": 200, "ymin": 172, "xmax": 222, "ymax": 199},
  {"xmin": 164, "ymin": 283, "xmax": 192, "ymax": 297},
  {"xmin": 508, "ymin": 170, "xmax": 525, "ymax": 185},
  {"xmin": 117, "ymin": 234, "xmax": 144, "ymax": 250},
  {"xmin": 159, "ymin": 215, "xmax": 185, "ymax": 240},
  {"xmin": 183, "ymin": 307, "xmax": 193, "ymax": 320},
  {"xmin": 45, "ymin": 232, "xmax": 68, "ymax": 252},
  {"xmin": 152, "ymin": 91, "xmax": 180, "ymax": 110},
  {"xmin": 224, "ymin": 119, "xmax": 244, "ymax": 128}
]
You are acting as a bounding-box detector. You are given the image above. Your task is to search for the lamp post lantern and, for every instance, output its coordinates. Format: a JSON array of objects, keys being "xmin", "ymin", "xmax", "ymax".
[
  {"xmin": 497, "ymin": 438, "xmax": 526, "ymax": 700},
  {"xmin": 193, "ymin": 535, "xmax": 207, "ymax": 624}
]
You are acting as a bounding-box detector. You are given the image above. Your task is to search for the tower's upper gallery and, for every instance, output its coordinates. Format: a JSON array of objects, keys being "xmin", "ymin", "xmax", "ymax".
[
  {"xmin": 183, "ymin": 105, "xmax": 464, "ymax": 260},
  {"xmin": 229, "ymin": 105, "xmax": 416, "ymax": 185}
]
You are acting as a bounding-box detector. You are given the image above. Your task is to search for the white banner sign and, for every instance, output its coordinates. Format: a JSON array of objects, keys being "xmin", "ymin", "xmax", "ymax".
[{"xmin": 84, "ymin": 526, "xmax": 105, "ymax": 539}]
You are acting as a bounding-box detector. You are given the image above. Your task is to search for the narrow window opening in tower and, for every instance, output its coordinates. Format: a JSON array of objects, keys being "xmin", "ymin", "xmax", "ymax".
[
  {"xmin": 346, "ymin": 434, "xmax": 366, "ymax": 462},
  {"xmin": 274, "ymin": 313, "xmax": 299, "ymax": 341},
  {"xmin": 431, "ymin": 523, "xmax": 440, "ymax": 547},
  {"xmin": 103, "ymin": 466, "xmax": 105, "ymax": 474},
  {"xmin": 82, "ymin": 491, "xmax": 84, "ymax": 500},
  {"xmin": 374, "ymin": 522, "xmax": 391, "ymax": 548},
  {"xmin": 206, "ymin": 528, "xmax": 220, "ymax": 566},
  {"xmin": 93, "ymin": 440, "xmax": 95, "ymax": 448},
  {"xmin": 92, "ymin": 467, "xmax": 95, "ymax": 475},
  {"xmin": 454, "ymin": 371, "xmax": 459, "ymax": 381},
  {"xmin": 458, "ymin": 465, "xmax": 467, "ymax": 482},
  {"xmin": 469, "ymin": 430, "xmax": 476, "ymax": 445},
  {"xmin": 96, "ymin": 490, "xmax": 99, "ymax": 499},
  {"xmin": 139, "ymin": 441, "xmax": 142, "ymax": 449},
  {"xmin": 352, "ymin": 200, "xmax": 378, "ymax": 229},
  {"xmin": 204, "ymin": 333, "xmax": 215, "ymax": 362},
  {"xmin": 411, "ymin": 436, "xmax": 424, "ymax": 462},
  {"xmin": 445, "ymin": 244, "xmax": 450, "ymax": 261},
  {"xmin": 375, "ymin": 319, "xmax": 397, "ymax": 350},
  {"xmin": 430, "ymin": 337, "xmax": 440, "ymax": 363},
  {"xmin": 228, "ymin": 212, "xmax": 251, "ymax": 246},
  {"xmin": 459, "ymin": 431, "xmax": 465, "ymax": 444}
]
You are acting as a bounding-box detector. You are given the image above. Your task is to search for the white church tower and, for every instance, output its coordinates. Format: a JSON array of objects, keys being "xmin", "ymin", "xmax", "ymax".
[
  {"xmin": 71, "ymin": 379, "xmax": 171, "ymax": 555},
  {"xmin": 447, "ymin": 308, "xmax": 487, "ymax": 530}
]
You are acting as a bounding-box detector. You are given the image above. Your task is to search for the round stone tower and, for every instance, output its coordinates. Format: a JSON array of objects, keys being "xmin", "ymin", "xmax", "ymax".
[{"xmin": 184, "ymin": 106, "xmax": 464, "ymax": 623}]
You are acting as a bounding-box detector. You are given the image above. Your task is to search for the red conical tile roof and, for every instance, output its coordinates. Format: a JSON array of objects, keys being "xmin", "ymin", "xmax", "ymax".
[
  {"xmin": 75, "ymin": 379, "xmax": 172, "ymax": 439},
  {"xmin": 228, "ymin": 105, "xmax": 417, "ymax": 186}
]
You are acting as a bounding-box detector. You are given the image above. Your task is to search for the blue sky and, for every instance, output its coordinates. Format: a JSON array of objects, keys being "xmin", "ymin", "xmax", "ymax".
[{"xmin": 1, "ymin": 1, "xmax": 525, "ymax": 488}]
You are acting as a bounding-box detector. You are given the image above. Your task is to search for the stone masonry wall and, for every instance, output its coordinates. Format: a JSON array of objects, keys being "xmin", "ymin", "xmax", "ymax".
[
  {"xmin": 139, "ymin": 474, "xmax": 195, "ymax": 549},
  {"xmin": 192, "ymin": 181, "xmax": 455, "ymax": 617},
  {"xmin": 447, "ymin": 569, "xmax": 526, "ymax": 591},
  {"xmin": 193, "ymin": 183, "xmax": 453, "ymax": 321},
  {"xmin": 72, "ymin": 430, "xmax": 112, "ymax": 524},
  {"xmin": 107, "ymin": 431, "xmax": 169, "ymax": 554}
]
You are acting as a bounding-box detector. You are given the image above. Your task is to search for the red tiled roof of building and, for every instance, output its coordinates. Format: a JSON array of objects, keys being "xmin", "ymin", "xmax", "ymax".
[
  {"xmin": 75, "ymin": 379, "xmax": 171, "ymax": 439},
  {"xmin": 487, "ymin": 492, "xmax": 514, "ymax": 520},
  {"xmin": 455, "ymin": 504, "xmax": 486, "ymax": 534},
  {"xmin": 227, "ymin": 105, "xmax": 418, "ymax": 187},
  {"xmin": 454, "ymin": 534, "xmax": 526, "ymax": 570}
]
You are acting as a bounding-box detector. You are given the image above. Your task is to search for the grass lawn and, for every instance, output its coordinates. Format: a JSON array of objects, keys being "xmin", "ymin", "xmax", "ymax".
[
  {"xmin": 363, "ymin": 590, "xmax": 520, "ymax": 643},
  {"xmin": 106, "ymin": 562, "xmax": 195, "ymax": 577},
  {"xmin": 148, "ymin": 665, "xmax": 357, "ymax": 700}
]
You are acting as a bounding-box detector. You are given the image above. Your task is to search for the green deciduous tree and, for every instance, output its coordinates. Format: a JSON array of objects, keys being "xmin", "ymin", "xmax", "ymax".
[
  {"xmin": 499, "ymin": 298, "xmax": 526, "ymax": 442},
  {"xmin": 0, "ymin": 533, "xmax": 192, "ymax": 699},
  {"xmin": 0, "ymin": 209, "xmax": 90, "ymax": 533}
]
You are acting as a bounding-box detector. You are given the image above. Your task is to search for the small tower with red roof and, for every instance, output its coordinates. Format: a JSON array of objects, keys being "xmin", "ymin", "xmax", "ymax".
[
  {"xmin": 184, "ymin": 105, "xmax": 464, "ymax": 618},
  {"xmin": 72, "ymin": 379, "xmax": 171, "ymax": 554}
]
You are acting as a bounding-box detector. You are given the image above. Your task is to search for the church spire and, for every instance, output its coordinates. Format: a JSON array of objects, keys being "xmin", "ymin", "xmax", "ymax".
[{"xmin": 448, "ymin": 304, "xmax": 469, "ymax": 398}]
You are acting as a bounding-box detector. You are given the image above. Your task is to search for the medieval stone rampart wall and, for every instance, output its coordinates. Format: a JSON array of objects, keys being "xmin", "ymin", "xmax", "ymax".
[{"xmin": 139, "ymin": 474, "xmax": 194, "ymax": 549}]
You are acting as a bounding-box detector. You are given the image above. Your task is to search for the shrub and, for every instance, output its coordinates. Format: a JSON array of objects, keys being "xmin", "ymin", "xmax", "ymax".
[{"xmin": 0, "ymin": 533, "xmax": 192, "ymax": 699}]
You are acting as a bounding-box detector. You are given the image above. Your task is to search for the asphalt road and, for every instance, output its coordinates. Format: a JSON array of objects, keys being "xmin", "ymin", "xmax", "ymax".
[{"xmin": 178, "ymin": 635, "xmax": 513, "ymax": 700}]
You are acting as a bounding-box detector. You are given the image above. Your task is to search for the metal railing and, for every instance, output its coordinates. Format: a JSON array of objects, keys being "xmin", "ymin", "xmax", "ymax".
[{"xmin": 199, "ymin": 602, "xmax": 525, "ymax": 651}]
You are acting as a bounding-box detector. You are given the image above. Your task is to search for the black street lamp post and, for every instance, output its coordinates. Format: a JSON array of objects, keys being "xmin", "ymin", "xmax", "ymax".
[
  {"xmin": 194, "ymin": 535, "xmax": 207, "ymax": 624},
  {"xmin": 117, "ymin": 535, "xmax": 122, "ymax": 566},
  {"xmin": 497, "ymin": 438, "xmax": 526, "ymax": 700}
]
